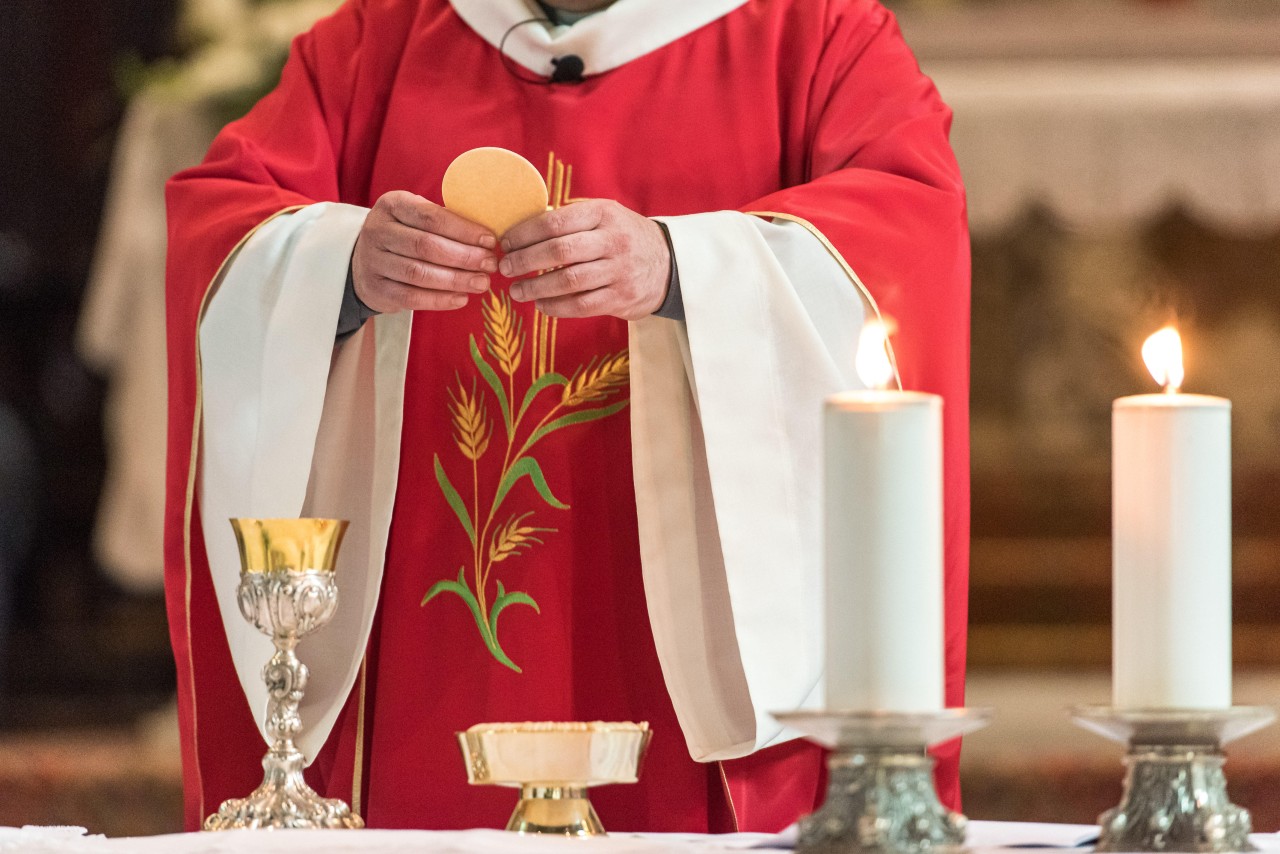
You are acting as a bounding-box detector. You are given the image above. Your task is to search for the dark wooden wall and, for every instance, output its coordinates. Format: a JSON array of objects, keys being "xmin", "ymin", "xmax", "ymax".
[
  {"xmin": 0, "ymin": 0, "xmax": 179, "ymax": 727},
  {"xmin": 968, "ymin": 210, "xmax": 1280, "ymax": 668}
]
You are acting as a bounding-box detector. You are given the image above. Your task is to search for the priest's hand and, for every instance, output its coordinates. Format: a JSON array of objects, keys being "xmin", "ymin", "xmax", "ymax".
[
  {"xmin": 499, "ymin": 199, "xmax": 670, "ymax": 320},
  {"xmin": 352, "ymin": 191, "xmax": 498, "ymax": 313}
]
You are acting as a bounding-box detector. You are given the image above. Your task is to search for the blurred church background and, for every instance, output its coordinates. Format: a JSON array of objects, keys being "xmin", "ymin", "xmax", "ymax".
[{"xmin": 0, "ymin": 0, "xmax": 1278, "ymax": 837}]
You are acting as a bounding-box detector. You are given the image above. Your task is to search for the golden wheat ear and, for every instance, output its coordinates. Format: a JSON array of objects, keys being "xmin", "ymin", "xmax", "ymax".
[
  {"xmin": 483, "ymin": 291, "xmax": 525, "ymax": 376},
  {"xmin": 448, "ymin": 380, "xmax": 492, "ymax": 462},
  {"xmin": 562, "ymin": 352, "xmax": 630, "ymax": 407}
]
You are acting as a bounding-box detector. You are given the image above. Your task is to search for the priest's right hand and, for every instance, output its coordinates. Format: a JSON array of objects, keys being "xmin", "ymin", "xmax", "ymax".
[{"xmin": 352, "ymin": 191, "xmax": 498, "ymax": 313}]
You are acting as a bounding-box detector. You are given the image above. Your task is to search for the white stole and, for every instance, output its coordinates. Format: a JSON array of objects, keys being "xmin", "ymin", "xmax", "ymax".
[
  {"xmin": 631, "ymin": 213, "xmax": 866, "ymax": 759},
  {"xmin": 199, "ymin": 202, "xmax": 410, "ymax": 760}
]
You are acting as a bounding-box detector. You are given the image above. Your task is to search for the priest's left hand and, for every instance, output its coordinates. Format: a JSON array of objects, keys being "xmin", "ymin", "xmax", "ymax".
[{"xmin": 499, "ymin": 199, "xmax": 670, "ymax": 320}]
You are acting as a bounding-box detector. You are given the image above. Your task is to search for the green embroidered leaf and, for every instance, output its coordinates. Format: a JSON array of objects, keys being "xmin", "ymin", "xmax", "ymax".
[
  {"xmin": 518, "ymin": 372, "xmax": 569, "ymax": 423},
  {"xmin": 420, "ymin": 568, "xmax": 490, "ymax": 645},
  {"xmin": 486, "ymin": 639, "xmax": 522, "ymax": 673},
  {"xmin": 470, "ymin": 336, "xmax": 511, "ymax": 435},
  {"xmin": 487, "ymin": 582, "xmax": 541, "ymax": 673},
  {"xmin": 434, "ymin": 455, "xmax": 475, "ymax": 544},
  {"xmin": 494, "ymin": 456, "xmax": 569, "ymax": 513},
  {"xmin": 527, "ymin": 400, "xmax": 630, "ymax": 449},
  {"xmin": 421, "ymin": 568, "xmax": 472, "ymax": 608}
]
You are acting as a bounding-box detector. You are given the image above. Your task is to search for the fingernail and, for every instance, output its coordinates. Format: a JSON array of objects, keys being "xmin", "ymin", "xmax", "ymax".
[
  {"xmin": 499, "ymin": 258, "xmax": 512, "ymax": 277},
  {"xmin": 472, "ymin": 275, "xmax": 489, "ymax": 292},
  {"xmin": 511, "ymin": 285, "xmax": 526, "ymax": 301},
  {"xmin": 501, "ymin": 238, "xmax": 512, "ymax": 252},
  {"xmin": 482, "ymin": 257, "xmax": 498, "ymax": 273},
  {"xmin": 480, "ymin": 234, "xmax": 496, "ymax": 248}
]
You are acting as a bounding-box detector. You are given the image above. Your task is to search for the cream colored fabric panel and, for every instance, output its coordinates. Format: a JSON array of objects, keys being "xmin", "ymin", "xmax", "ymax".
[
  {"xmin": 299, "ymin": 310, "xmax": 412, "ymax": 759},
  {"xmin": 199, "ymin": 202, "xmax": 411, "ymax": 761},
  {"xmin": 630, "ymin": 214, "xmax": 865, "ymax": 761},
  {"xmin": 629, "ymin": 319, "xmax": 757, "ymax": 759}
]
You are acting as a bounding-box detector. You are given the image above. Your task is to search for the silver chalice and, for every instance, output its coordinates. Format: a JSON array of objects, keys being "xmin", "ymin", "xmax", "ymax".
[{"xmin": 203, "ymin": 518, "xmax": 364, "ymax": 831}]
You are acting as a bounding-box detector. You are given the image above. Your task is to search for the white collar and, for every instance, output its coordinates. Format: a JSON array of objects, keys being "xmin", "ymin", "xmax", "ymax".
[{"xmin": 449, "ymin": 0, "xmax": 747, "ymax": 78}]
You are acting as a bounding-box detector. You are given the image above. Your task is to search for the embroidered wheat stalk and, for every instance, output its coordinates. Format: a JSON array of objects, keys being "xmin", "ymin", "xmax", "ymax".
[
  {"xmin": 483, "ymin": 292, "xmax": 524, "ymax": 378},
  {"xmin": 488, "ymin": 512, "xmax": 553, "ymax": 565},
  {"xmin": 448, "ymin": 381, "xmax": 492, "ymax": 461},
  {"xmin": 427, "ymin": 154, "xmax": 635, "ymax": 673},
  {"xmin": 562, "ymin": 352, "xmax": 630, "ymax": 407}
]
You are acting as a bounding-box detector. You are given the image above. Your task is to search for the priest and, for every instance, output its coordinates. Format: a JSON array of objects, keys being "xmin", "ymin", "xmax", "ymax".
[{"xmin": 165, "ymin": 0, "xmax": 970, "ymax": 834}]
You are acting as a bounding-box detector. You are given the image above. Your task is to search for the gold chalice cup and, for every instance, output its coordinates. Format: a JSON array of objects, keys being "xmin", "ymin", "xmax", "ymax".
[
  {"xmin": 204, "ymin": 518, "xmax": 364, "ymax": 830},
  {"xmin": 457, "ymin": 721, "xmax": 652, "ymax": 836}
]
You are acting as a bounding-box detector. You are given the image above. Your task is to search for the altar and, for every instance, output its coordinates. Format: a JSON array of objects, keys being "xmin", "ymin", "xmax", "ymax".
[{"xmin": 0, "ymin": 821, "xmax": 1155, "ymax": 853}]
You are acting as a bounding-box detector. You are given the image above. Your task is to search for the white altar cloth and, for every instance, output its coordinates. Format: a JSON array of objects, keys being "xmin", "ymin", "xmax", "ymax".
[{"xmin": 0, "ymin": 821, "xmax": 1150, "ymax": 854}]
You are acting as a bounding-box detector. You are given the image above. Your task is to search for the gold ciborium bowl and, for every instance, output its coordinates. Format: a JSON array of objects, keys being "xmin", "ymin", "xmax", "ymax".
[{"xmin": 457, "ymin": 721, "xmax": 652, "ymax": 836}]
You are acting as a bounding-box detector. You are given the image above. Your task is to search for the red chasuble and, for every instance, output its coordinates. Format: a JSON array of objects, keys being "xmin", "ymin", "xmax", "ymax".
[{"xmin": 165, "ymin": 0, "xmax": 969, "ymax": 833}]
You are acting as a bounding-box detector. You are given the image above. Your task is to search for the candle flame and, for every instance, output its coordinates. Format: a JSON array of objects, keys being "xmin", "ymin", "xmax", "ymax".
[
  {"xmin": 1142, "ymin": 326, "xmax": 1184, "ymax": 393},
  {"xmin": 856, "ymin": 319, "xmax": 894, "ymax": 390}
]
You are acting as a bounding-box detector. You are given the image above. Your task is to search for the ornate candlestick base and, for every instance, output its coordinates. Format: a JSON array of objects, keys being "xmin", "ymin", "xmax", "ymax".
[
  {"xmin": 773, "ymin": 709, "xmax": 993, "ymax": 854},
  {"xmin": 1072, "ymin": 705, "xmax": 1275, "ymax": 853},
  {"xmin": 204, "ymin": 519, "xmax": 364, "ymax": 831}
]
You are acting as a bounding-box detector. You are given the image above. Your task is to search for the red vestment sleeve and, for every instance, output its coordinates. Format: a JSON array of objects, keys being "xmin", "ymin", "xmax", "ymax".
[
  {"xmin": 745, "ymin": 0, "xmax": 971, "ymax": 809},
  {"xmin": 163, "ymin": 6, "xmax": 368, "ymax": 829}
]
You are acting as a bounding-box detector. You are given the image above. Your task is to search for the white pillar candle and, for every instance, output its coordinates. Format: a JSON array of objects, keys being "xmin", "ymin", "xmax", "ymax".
[
  {"xmin": 1113, "ymin": 328, "xmax": 1232, "ymax": 709},
  {"xmin": 823, "ymin": 324, "xmax": 945, "ymax": 711}
]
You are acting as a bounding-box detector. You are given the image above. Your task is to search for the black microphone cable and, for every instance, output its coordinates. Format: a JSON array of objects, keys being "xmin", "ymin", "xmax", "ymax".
[{"xmin": 498, "ymin": 16, "xmax": 587, "ymax": 85}]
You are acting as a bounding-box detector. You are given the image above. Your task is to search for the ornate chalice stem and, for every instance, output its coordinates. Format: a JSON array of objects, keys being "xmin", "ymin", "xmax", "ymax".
[
  {"xmin": 204, "ymin": 519, "xmax": 364, "ymax": 831},
  {"xmin": 264, "ymin": 642, "xmax": 308, "ymax": 757}
]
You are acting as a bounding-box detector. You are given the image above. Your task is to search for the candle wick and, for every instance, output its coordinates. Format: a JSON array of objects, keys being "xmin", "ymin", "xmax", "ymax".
[{"xmin": 1164, "ymin": 383, "xmax": 1180, "ymax": 395}]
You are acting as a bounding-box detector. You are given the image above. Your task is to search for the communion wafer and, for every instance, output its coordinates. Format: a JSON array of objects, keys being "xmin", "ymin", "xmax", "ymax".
[{"xmin": 442, "ymin": 147, "xmax": 549, "ymax": 238}]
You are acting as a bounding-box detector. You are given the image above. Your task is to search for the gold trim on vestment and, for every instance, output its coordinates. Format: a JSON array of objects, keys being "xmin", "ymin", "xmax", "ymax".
[
  {"xmin": 743, "ymin": 210, "xmax": 904, "ymax": 391},
  {"xmin": 182, "ymin": 205, "xmax": 307, "ymax": 822},
  {"xmin": 352, "ymin": 656, "xmax": 368, "ymax": 816},
  {"xmin": 717, "ymin": 761, "xmax": 740, "ymax": 832}
]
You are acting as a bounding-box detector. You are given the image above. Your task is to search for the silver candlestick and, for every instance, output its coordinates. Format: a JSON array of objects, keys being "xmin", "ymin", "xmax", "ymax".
[
  {"xmin": 774, "ymin": 709, "xmax": 992, "ymax": 854},
  {"xmin": 1072, "ymin": 705, "xmax": 1275, "ymax": 852},
  {"xmin": 204, "ymin": 518, "xmax": 364, "ymax": 831}
]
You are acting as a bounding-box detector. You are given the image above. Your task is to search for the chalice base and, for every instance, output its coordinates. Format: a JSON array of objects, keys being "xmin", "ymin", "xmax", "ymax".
[
  {"xmin": 203, "ymin": 748, "xmax": 364, "ymax": 831},
  {"xmin": 773, "ymin": 709, "xmax": 993, "ymax": 854},
  {"xmin": 1072, "ymin": 706, "xmax": 1276, "ymax": 853},
  {"xmin": 506, "ymin": 786, "xmax": 605, "ymax": 836}
]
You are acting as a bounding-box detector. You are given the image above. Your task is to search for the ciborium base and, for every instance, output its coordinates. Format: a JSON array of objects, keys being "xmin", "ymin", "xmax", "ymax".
[
  {"xmin": 773, "ymin": 709, "xmax": 993, "ymax": 854},
  {"xmin": 204, "ymin": 748, "xmax": 363, "ymax": 830},
  {"xmin": 1072, "ymin": 705, "xmax": 1276, "ymax": 853},
  {"xmin": 506, "ymin": 785, "xmax": 604, "ymax": 836}
]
